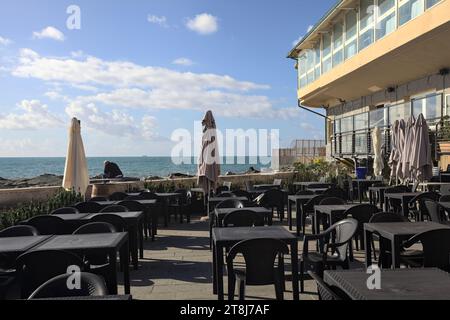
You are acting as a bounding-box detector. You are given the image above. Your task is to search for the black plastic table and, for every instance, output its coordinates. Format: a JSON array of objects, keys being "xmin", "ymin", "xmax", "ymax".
[
  {"xmin": 384, "ymin": 192, "xmax": 421, "ymax": 217},
  {"xmin": 155, "ymin": 193, "xmax": 182, "ymax": 227},
  {"xmin": 368, "ymin": 186, "xmax": 388, "ymax": 208},
  {"xmin": 324, "ymin": 268, "xmax": 450, "ymax": 300},
  {"xmin": 353, "ymin": 180, "xmax": 377, "ymax": 203},
  {"xmin": 293, "ymin": 182, "xmax": 332, "ymax": 191},
  {"xmin": 287, "ymin": 195, "xmax": 315, "ymax": 236},
  {"xmin": 0, "ymin": 236, "xmax": 51, "ymax": 258},
  {"xmin": 94, "ymin": 199, "xmax": 158, "ymax": 241},
  {"xmin": 214, "ymin": 207, "xmax": 272, "ymax": 227},
  {"xmin": 32, "ymin": 233, "xmax": 130, "ymax": 295},
  {"xmin": 86, "ymin": 211, "xmax": 143, "ymax": 270},
  {"xmin": 34, "ymin": 294, "xmax": 133, "ymax": 300},
  {"xmin": 212, "ymin": 226, "xmax": 299, "ymax": 300},
  {"xmin": 314, "ymin": 204, "xmax": 357, "ymax": 234},
  {"xmin": 364, "ymin": 222, "xmax": 450, "ymax": 268}
]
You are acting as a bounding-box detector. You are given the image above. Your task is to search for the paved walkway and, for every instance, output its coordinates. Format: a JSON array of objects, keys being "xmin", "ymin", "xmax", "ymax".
[{"xmin": 118, "ymin": 217, "xmax": 367, "ymax": 300}]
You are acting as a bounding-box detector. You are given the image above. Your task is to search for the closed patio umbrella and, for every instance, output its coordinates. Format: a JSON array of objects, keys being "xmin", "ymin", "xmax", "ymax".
[
  {"xmin": 197, "ymin": 111, "xmax": 221, "ymax": 198},
  {"xmin": 62, "ymin": 118, "xmax": 89, "ymax": 197},
  {"xmin": 372, "ymin": 127, "xmax": 384, "ymax": 177},
  {"xmin": 401, "ymin": 116, "xmax": 416, "ymax": 181},
  {"xmin": 410, "ymin": 114, "xmax": 433, "ymax": 182},
  {"xmin": 395, "ymin": 119, "xmax": 406, "ymax": 181},
  {"xmin": 389, "ymin": 120, "xmax": 400, "ymax": 181}
]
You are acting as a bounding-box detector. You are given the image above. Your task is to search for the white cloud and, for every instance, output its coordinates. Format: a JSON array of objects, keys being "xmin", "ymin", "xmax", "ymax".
[
  {"xmin": 71, "ymin": 50, "xmax": 85, "ymax": 58},
  {"xmin": 148, "ymin": 15, "xmax": 168, "ymax": 28},
  {"xmin": 11, "ymin": 49, "xmax": 299, "ymax": 121},
  {"xmin": 172, "ymin": 58, "xmax": 194, "ymax": 66},
  {"xmin": 0, "ymin": 36, "xmax": 12, "ymax": 46},
  {"xmin": 186, "ymin": 13, "xmax": 218, "ymax": 35},
  {"xmin": 32, "ymin": 26, "xmax": 65, "ymax": 41},
  {"xmin": 65, "ymin": 101, "xmax": 160, "ymax": 140},
  {"xmin": 0, "ymin": 100, "xmax": 63, "ymax": 130}
]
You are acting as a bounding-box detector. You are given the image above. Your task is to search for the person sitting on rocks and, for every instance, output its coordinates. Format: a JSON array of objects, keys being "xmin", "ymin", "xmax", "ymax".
[{"xmin": 103, "ymin": 161, "xmax": 124, "ymax": 179}]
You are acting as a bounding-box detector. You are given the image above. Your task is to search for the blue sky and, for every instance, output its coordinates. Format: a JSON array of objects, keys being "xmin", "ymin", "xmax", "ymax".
[{"xmin": 0, "ymin": 0, "xmax": 334, "ymax": 157}]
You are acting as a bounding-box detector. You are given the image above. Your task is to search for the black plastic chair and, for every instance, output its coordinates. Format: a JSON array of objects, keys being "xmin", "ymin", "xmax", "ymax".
[
  {"xmin": 139, "ymin": 192, "xmax": 160, "ymax": 200},
  {"xmin": 74, "ymin": 202, "xmax": 103, "ymax": 214},
  {"xmin": 424, "ymin": 200, "xmax": 450, "ymax": 224},
  {"xmin": 409, "ymin": 192, "xmax": 441, "ymax": 221},
  {"xmin": 73, "ymin": 222, "xmax": 116, "ymax": 293},
  {"xmin": 384, "ymin": 185, "xmax": 411, "ymax": 214},
  {"xmin": 259, "ymin": 189, "xmax": 286, "ymax": 222},
  {"xmin": 226, "ymin": 239, "xmax": 289, "ymax": 300},
  {"xmin": 308, "ymin": 271, "xmax": 349, "ymax": 300},
  {"xmin": 300, "ymin": 218, "xmax": 358, "ymax": 293},
  {"xmin": 109, "ymin": 192, "xmax": 128, "ymax": 201},
  {"xmin": 296, "ymin": 190, "xmax": 314, "ymax": 195},
  {"xmin": 223, "ymin": 210, "xmax": 265, "ymax": 227},
  {"xmin": 28, "ymin": 272, "xmax": 108, "ymax": 299},
  {"xmin": 0, "ymin": 225, "xmax": 39, "ymax": 238},
  {"xmin": 216, "ymin": 192, "xmax": 235, "ymax": 198},
  {"xmin": 125, "ymin": 195, "xmax": 145, "ymax": 201},
  {"xmin": 402, "ymin": 229, "xmax": 450, "ymax": 272},
  {"xmin": 15, "ymin": 250, "xmax": 86, "ymax": 299},
  {"xmin": 50, "ymin": 207, "xmax": 79, "ymax": 215},
  {"xmin": 345, "ymin": 204, "xmax": 379, "ymax": 250},
  {"xmin": 89, "ymin": 214, "xmax": 126, "ymax": 232},
  {"xmin": 232, "ymin": 190, "xmax": 252, "ymax": 201},
  {"xmin": 216, "ymin": 199, "xmax": 245, "ymax": 209},
  {"xmin": 323, "ymin": 187, "xmax": 347, "ymax": 200},
  {"xmin": 316, "ymin": 197, "xmax": 346, "ymax": 234},
  {"xmin": 100, "ymin": 205, "xmax": 129, "ymax": 213},
  {"xmin": 440, "ymin": 195, "xmax": 450, "ymax": 202},
  {"xmin": 117, "ymin": 200, "xmax": 145, "ymax": 213},
  {"xmin": 168, "ymin": 189, "xmax": 191, "ymax": 224},
  {"xmin": 21, "ymin": 215, "xmax": 66, "ymax": 235},
  {"xmin": 216, "ymin": 186, "xmax": 230, "ymax": 195},
  {"xmin": 300, "ymin": 195, "xmax": 330, "ymax": 235},
  {"xmin": 89, "ymin": 197, "xmax": 108, "ymax": 202}
]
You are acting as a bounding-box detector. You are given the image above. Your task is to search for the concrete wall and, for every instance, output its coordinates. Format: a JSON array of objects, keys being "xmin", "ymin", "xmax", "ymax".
[{"xmin": 0, "ymin": 172, "xmax": 296, "ymax": 208}]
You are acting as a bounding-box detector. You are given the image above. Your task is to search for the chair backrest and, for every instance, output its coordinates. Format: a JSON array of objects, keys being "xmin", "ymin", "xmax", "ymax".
[
  {"xmin": 308, "ymin": 271, "xmax": 343, "ymax": 301},
  {"xmin": 89, "ymin": 214, "xmax": 126, "ymax": 232},
  {"xmin": 16, "ymin": 250, "xmax": 85, "ymax": 299},
  {"xmin": 109, "ymin": 192, "xmax": 128, "ymax": 201},
  {"xmin": 304, "ymin": 195, "xmax": 329, "ymax": 211},
  {"xmin": 308, "ymin": 183, "xmax": 332, "ymax": 189},
  {"xmin": 216, "ymin": 191, "xmax": 235, "ymax": 198},
  {"xmin": 319, "ymin": 197, "xmax": 346, "ymax": 206},
  {"xmin": 174, "ymin": 189, "xmax": 190, "ymax": 204},
  {"xmin": 344, "ymin": 204, "xmax": 379, "ymax": 234},
  {"xmin": 326, "ymin": 218, "xmax": 358, "ymax": 261},
  {"xmin": 117, "ymin": 200, "xmax": 145, "ymax": 212},
  {"xmin": 440, "ymin": 195, "xmax": 450, "ymax": 203},
  {"xmin": 22, "ymin": 215, "xmax": 66, "ymax": 235},
  {"xmin": 231, "ymin": 190, "xmax": 251, "ymax": 200},
  {"xmin": 260, "ymin": 189, "xmax": 285, "ymax": 208},
  {"xmin": 216, "ymin": 199, "xmax": 244, "ymax": 209},
  {"xmin": 223, "ymin": 210, "xmax": 265, "ymax": 227},
  {"xmin": 273, "ymin": 179, "xmax": 282, "ymax": 186},
  {"xmin": 384, "ymin": 185, "xmax": 411, "ymax": 194},
  {"xmin": 424, "ymin": 200, "xmax": 446, "ymax": 223},
  {"xmin": 139, "ymin": 191, "xmax": 160, "ymax": 200},
  {"xmin": 100, "ymin": 205, "xmax": 129, "ymax": 213},
  {"xmin": 73, "ymin": 222, "xmax": 116, "ymax": 235},
  {"xmin": 125, "ymin": 195, "xmax": 145, "ymax": 201},
  {"xmin": 227, "ymin": 238, "xmax": 289, "ymax": 286},
  {"xmin": 223, "ymin": 182, "xmax": 232, "ymax": 189},
  {"xmin": 369, "ymin": 212, "xmax": 407, "ymax": 223},
  {"xmin": 74, "ymin": 202, "xmax": 103, "ymax": 214},
  {"xmin": 0, "ymin": 225, "xmax": 39, "ymax": 238},
  {"xmin": 296, "ymin": 190, "xmax": 314, "ymax": 195},
  {"xmin": 403, "ymin": 229, "xmax": 450, "ymax": 272},
  {"xmin": 409, "ymin": 192, "xmax": 441, "ymax": 219},
  {"xmin": 89, "ymin": 197, "xmax": 108, "ymax": 202},
  {"xmin": 216, "ymin": 186, "xmax": 230, "ymax": 194},
  {"xmin": 50, "ymin": 207, "xmax": 79, "ymax": 215},
  {"xmin": 323, "ymin": 187, "xmax": 347, "ymax": 200},
  {"xmin": 441, "ymin": 185, "xmax": 450, "ymax": 196},
  {"xmin": 28, "ymin": 272, "xmax": 108, "ymax": 299}
]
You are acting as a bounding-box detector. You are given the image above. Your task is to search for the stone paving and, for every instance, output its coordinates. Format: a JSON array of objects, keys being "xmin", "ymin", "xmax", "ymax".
[{"xmin": 118, "ymin": 214, "xmax": 367, "ymax": 300}]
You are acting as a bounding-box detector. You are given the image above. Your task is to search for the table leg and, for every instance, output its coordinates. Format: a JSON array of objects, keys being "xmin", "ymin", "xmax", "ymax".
[
  {"xmin": 120, "ymin": 239, "xmax": 130, "ymax": 294},
  {"xmin": 291, "ymin": 241, "xmax": 299, "ymax": 301},
  {"xmin": 216, "ymin": 244, "xmax": 224, "ymax": 300},
  {"xmin": 288, "ymin": 200, "xmax": 293, "ymax": 231},
  {"xmin": 392, "ymin": 236, "xmax": 401, "ymax": 269},
  {"xmin": 108, "ymin": 250, "xmax": 118, "ymax": 295},
  {"xmin": 296, "ymin": 200, "xmax": 301, "ymax": 237},
  {"xmin": 401, "ymin": 197, "xmax": 409, "ymax": 219},
  {"xmin": 212, "ymin": 241, "xmax": 217, "ymax": 295},
  {"xmin": 129, "ymin": 225, "xmax": 138, "ymax": 270},
  {"xmin": 358, "ymin": 182, "xmax": 362, "ymax": 203},
  {"xmin": 364, "ymin": 229, "xmax": 373, "ymax": 268},
  {"xmin": 138, "ymin": 220, "xmax": 144, "ymax": 259}
]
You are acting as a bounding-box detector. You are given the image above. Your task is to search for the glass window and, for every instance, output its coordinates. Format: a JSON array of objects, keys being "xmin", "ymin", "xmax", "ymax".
[
  {"xmin": 399, "ymin": 0, "xmax": 424, "ymax": 26},
  {"xmin": 426, "ymin": 0, "xmax": 441, "ymax": 9},
  {"xmin": 342, "ymin": 134, "xmax": 353, "ymax": 154},
  {"xmin": 322, "ymin": 34, "xmax": 331, "ymax": 57},
  {"xmin": 345, "ymin": 40, "xmax": 358, "ymax": 59},
  {"xmin": 378, "ymin": 0, "xmax": 395, "ymax": 16},
  {"xmin": 333, "ymin": 50, "xmax": 343, "ymax": 66},
  {"xmin": 314, "ymin": 43, "xmax": 321, "ymax": 79},
  {"xmin": 370, "ymin": 107, "xmax": 389, "ymax": 128},
  {"xmin": 341, "ymin": 117, "xmax": 354, "ymax": 132},
  {"xmin": 354, "ymin": 113, "xmax": 369, "ymax": 130},
  {"xmin": 333, "ymin": 22, "xmax": 343, "ymax": 49},
  {"xmin": 359, "ymin": 30, "xmax": 374, "ymax": 51},
  {"xmin": 412, "ymin": 94, "xmax": 442, "ymax": 120},
  {"xmin": 345, "ymin": 10, "xmax": 357, "ymax": 39},
  {"xmin": 355, "ymin": 133, "xmax": 368, "ymax": 154},
  {"xmin": 306, "ymin": 50, "xmax": 315, "ymax": 71},
  {"xmin": 360, "ymin": 0, "xmax": 375, "ymax": 30},
  {"xmin": 377, "ymin": 12, "xmax": 396, "ymax": 39},
  {"xmin": 335, "ymin": 119, "xmax": 341, "ymax": 134},
  {"xmin": 389, "ymin": 102, "xmax": 411, "ymax": 125},
  {"xmin": 322, "ymin": 58, "xmax": 332, "ymax": 74}
]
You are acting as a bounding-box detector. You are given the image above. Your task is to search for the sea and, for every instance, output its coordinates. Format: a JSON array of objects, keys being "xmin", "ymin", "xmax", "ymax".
[{"xmin": 0, "ymin": 157, "xmax": 273, "ymax": 180}]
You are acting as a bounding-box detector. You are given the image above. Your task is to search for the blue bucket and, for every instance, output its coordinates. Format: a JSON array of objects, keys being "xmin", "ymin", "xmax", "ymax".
[{"xmin": 356, "ymin": 167, "xmax": 368, "ymax": 180}]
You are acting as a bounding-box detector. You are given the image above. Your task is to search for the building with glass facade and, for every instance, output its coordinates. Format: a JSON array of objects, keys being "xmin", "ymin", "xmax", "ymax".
[{"xmin": 288, "ymin": 0, "xmax": 449, "ymax": 161}]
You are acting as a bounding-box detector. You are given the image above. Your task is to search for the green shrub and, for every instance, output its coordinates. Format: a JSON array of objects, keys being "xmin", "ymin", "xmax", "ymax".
[{"xmin": 0, "ymin": 189, "xmax": 83, "ymax": 231}]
